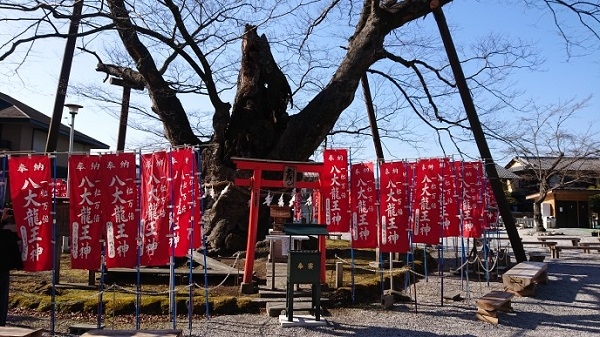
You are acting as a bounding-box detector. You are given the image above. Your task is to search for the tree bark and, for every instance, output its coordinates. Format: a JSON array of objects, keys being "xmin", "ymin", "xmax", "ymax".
[{"xmin": 201, "ymin": 26, "xmax": 293, "ymax": 254}]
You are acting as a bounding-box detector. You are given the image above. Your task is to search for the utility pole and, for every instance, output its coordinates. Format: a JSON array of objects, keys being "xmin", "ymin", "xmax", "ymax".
[
  {"xmin": 361, "ymin": 74, "xmax": 385, "ymax": 163},
  {"xmin": 45, "ymin": 0, "xmax": 84, "ymax": 153},
  {"xmin": 432, "ymin": 6, "xmax": 526, "ymax": 263},
  {"xmin": 109, "ymin": 77, "xmax": 144, "ymax": 151}
]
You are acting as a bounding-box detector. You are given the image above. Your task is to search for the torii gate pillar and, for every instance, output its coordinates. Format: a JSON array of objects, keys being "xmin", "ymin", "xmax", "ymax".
[{"xmin": 240, "ymin": 169, "xmax": 262, "ymax": 294}]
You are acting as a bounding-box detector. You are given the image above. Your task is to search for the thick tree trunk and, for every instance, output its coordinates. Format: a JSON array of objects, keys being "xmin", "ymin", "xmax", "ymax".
[{"xmin": 201, "ymin": 26, "xmax": 292, "ymax": 254}]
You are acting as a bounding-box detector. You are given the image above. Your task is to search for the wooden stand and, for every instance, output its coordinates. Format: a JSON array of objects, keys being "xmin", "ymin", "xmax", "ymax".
[
  {"xmin": 502, "ymin": 261, "xmax": 548, "ymax": 297},
  {"xmin": 475, "ymin": 291, "xmax": 514, "ymax": 324}
]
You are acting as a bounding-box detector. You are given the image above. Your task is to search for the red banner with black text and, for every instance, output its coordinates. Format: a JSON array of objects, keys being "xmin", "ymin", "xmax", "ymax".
[{"xmin": 8, "ymin": 155, "xmax": 52, "ymax": 271}]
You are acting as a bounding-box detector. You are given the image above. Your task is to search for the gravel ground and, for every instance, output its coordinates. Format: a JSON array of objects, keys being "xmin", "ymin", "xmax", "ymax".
[{"xmin": 5, "ymin": 229, "xmax": 600, "ymax": 336}]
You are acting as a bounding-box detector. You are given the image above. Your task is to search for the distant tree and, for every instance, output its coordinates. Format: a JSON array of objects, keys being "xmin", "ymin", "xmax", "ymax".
[{"xmin": 502, "ymin": 98, "xmax": 600, "ymax": 231}]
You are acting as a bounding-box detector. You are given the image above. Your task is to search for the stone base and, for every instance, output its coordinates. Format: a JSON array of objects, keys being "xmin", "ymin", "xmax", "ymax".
[
  {"xmin": 240, "ymin": 282, "xmax": 256, "ymax": 294},
  {"xmin": 381, "ymin": 294, "xmax": 394, "ymax": 309}
]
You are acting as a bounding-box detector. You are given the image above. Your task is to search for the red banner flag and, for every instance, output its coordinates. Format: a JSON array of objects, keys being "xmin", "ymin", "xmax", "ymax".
[
  {"xmin": 350, "ymin": 162, "xmax": 378, "ymax": 249},
  {"xmin": 292, "ymin": 189, "xmax": 302, "ymax": 222},
  {"xmin": 8, "ymin": 155, "xmax": 52, "ymax": 271},
  {"xmin": 69, "ymin": 155, "xmax": 103, "ymax": 270},
  {"xmin": 412, "ymin": 158, "xmax": 443, "ymax": 245},
  {"xmin": 484, "ymin": 178, "xmax": 499, "ymax": 229},
  {"xmin": 441, "ymin": 159, "xmax": 460, "ymax": 237},
  {"xmin": 322, "ymin": 149, "xmax": 349, "ymax": 233},
  {"xmin": 457, "ymin": 161, "xmax": 484, "ymax": 238},
  {"xmin": 140, "ymin": 151, "xmax": 171, "ymax": 266},
  {"xmin": 171, "ymin": 148, "xmax": 202, "ymax": 257},
  {"xmin": 379, "ymin": 161, "xmax": 410, "ymax": 253},
  {"xmin": 101, "ymin": 153, "xmax": 139, "ymax": 268},
  {"xmin": 311, "ymin": 190, "xmax": 320, "ymax": 223},
  {"xmin": 51, "ymin": 178, "xmax": 67, "ymax": 198}
]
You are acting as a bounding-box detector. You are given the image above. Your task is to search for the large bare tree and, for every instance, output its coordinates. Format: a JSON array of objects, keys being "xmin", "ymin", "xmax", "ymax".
[{"xmin": 1, "ymin": 0, "xmax": 599, "ymax": 254}]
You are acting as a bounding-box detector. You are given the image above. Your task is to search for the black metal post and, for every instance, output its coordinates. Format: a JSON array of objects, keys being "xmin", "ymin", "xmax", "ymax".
[
  {"xmin": 361, "ymin": 74, "xmax": 385, "ymax": 162},
  {"xmin": 432, "ymin": 7, "xmax": 526, "ymax": 263}
]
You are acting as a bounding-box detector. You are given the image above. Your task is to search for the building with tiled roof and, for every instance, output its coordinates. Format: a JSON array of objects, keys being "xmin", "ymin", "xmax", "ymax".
[
  {"xmin": 505, "ymin": 156, "xmax": 600, "ymax": 228},
  {"xmin": 0, "ymin": 92, "xmax": 109, "ymax": 177}
]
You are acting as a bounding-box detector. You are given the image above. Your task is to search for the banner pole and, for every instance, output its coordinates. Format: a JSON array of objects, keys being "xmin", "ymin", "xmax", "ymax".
[
  {"xmin": 197, "ymin": 148, "xmax": 211, "ymax": 319},
  {"xmin": 410, "ymin": 163, "xmax": 418, "ymax": 313},
  {"xmin": 374, "ymin": 160, "xmax": 384, "ymax": 295},
  {"xmin": 98, "ymin": 240, "xmax": 105, "ymax": 329},
  {"xmin": 187, "ymin": 147, "xmax": 194, "ymax": 331},
  {"xmin": 348, "ymin": 150, "xmax": 356, "ymax": 304},
  {"xmin": 135, "ymin": 149, "xmax": 142, "ymax": 330},
  {"xmin": 480, "ymin": 164, "xmax": 490, "ymax": 286},
  {"xmin": 459, "ymin": 161, "xmax": 470, "ymax": 296},
  {"xmin": 168, "ymin": 150, "xmax": 177, "ymax": 329},
  {"xmin": 440, "ymin": 159, "xmax": 446, "ymax": 306},
  {"xmin": 51, "ymin": 154, "xmax": 57, "ymax": 336}
]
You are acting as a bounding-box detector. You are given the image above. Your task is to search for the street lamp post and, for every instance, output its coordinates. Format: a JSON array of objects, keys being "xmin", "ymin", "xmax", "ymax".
[
  {"xmin": 57, "ymin": 103, "xmax": 82, "ymax": 285},
  {"xmin": 65, "ymin": 103, "xmax": 83, "ymax": 155},
  {"xmin": 65, "ymin": 103, "xmax": 82, "ymax": 199}
]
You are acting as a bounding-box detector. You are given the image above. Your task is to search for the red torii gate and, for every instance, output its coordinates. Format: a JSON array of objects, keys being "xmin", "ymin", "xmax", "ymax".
[{"xmin": 232, "ymin": 157, "xmax": 328, "ymax": 294}]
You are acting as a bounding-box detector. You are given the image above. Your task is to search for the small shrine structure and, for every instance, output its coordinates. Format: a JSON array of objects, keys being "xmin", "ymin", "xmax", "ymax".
[{"xmin": 232, "ymin": 157, "xmax": 326, "ymax": 294}]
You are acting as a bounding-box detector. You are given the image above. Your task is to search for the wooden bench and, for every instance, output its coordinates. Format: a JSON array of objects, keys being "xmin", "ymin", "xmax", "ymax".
[
  {"xmin": 475, "ymin": 290, "xmax": 514, "ymax": 324},
  {"xmin": 537, "ymin": 236, "xmax": 580, "ymax": 246},
  {"xmin": 551, "ymin": 244, "xmax": 600, "ymax": 258},
  {"xmin": 521, "ymin": 241, "xmax": 557, "ymax": 253},
  {"xmin": 502, "ymin": 261, "xmax": 548, "ymax": 297},
  {"xmin": 521, "ymin": 240, "xmax": 557, "ymax": 247},
  {"xmin": 579, "ymin": 242, "xmax": 600, "ymax": 253}
]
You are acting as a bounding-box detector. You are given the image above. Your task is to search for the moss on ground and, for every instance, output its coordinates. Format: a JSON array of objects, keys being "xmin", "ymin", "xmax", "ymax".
[{"xmin": 9, "ymin": 245, "xmax": 436, "ymax": 315}]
